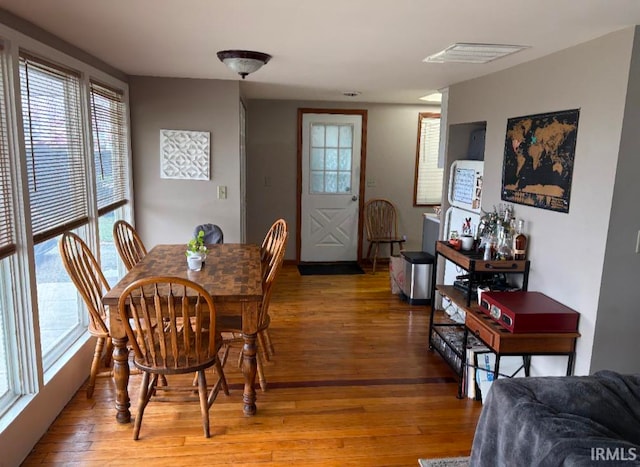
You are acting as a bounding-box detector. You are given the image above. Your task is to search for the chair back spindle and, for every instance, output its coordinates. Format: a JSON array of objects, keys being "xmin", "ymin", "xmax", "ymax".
[
  {"xmin": 59, "ymin": 232, "xmax": 110, "ymax": 336},
  {"xmin": 120, "ymin": 277, "xmax": 218, "ymax": 374},
  {"xmin": 113, "ymin": 220, "xmax": 148, "ymax": 271}
]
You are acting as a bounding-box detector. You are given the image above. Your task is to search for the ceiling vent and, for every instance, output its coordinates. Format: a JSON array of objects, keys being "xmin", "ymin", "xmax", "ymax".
[{"xmin": 423, "ymin": 43, "xmax": 528, "ymax": 64}]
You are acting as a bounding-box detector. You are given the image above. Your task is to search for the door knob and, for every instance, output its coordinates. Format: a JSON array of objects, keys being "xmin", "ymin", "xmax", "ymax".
[{"xmin": 352, "ymin": 195, "xmax": 358, "ymax": 201}]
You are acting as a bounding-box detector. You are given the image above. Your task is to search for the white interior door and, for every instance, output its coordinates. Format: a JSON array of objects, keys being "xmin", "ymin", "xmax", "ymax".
[{"xmin": 301, "ymin": 113, "xmax": 362, "ymax": 262}]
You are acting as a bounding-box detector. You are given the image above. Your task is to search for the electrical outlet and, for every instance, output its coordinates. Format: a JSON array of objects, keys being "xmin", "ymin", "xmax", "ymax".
[
  {"xmin": 367, "ymin": 178, "xmax": 376, "ymax": 187},
  {"xmin": 217, "ymin": 185, "xmax": 227, "ymax": 199}
]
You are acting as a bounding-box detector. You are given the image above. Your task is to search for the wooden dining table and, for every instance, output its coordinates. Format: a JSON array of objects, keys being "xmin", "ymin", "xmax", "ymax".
[{"xmin": 102, "ymin": 243, "xmax": 263, "ymax": 423}]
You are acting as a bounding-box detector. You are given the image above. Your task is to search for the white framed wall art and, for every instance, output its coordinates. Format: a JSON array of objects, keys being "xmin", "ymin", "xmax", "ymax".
[{"xmin": 160, "ymin": 129, "xmax": 211, "ymax": 180}]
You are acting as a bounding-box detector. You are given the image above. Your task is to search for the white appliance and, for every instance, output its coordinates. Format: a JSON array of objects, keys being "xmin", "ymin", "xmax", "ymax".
[{"xmin": 443, "ymin": 160, "xmax": 484, "ymax": 286}]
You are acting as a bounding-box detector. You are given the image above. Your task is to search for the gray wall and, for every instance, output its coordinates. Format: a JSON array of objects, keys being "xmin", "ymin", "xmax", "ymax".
[
  {"xmin": 446, "ymin": 27, "xmax": 637, "ymax": 375},
  {"xmin": 246, "ymin": 100, "xmax": 440, "ymax": 260},
  {"xmin": 129, "ymin": 77, "xmax": 242, "ymax": 247},
  {"xmin": 591, "ymin": 27, "xmax": 640, "ymax": 373}
]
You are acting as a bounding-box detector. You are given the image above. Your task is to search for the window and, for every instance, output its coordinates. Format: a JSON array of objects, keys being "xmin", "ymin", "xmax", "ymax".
[
  {"xmin": 20, "ymin": 54, "xmax": 88, "ymax": 239},
  {"xmin": 413, "ymin": 112, "xmax": 443, "ymax": 206},
  {"xmin": 90, "ymin": 81, "xmax": 128, "ymax": 215},
  {"xmin": 20, "ymin": 54, "xmax": 88, "ymax": 369},
  {"xmin": 98, "ymin": 207, "xmax": 126, "ymax": 287},
  {"xmin": 0, "ymin": 43, "xmax": 16, "ymax": 406},
  {"xmin": 309, "ymin": 123, "xmax": 353, "ymax": 194},
  {"xmin": 0, "ymin": 28, "xmax": 131, "ymax": 433},
  {"xmin": 90, "ymin": 81, "xmax": 130, "ymax": 285},
  {"xmin": 0, "ymin": 57, "xmax": 13, "ymax": 260}
]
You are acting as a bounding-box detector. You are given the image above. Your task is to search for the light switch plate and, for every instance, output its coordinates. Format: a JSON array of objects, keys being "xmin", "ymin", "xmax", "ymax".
[{"xmin": 217, "ymin": 185, "xmax": 227, "ymax": 199}]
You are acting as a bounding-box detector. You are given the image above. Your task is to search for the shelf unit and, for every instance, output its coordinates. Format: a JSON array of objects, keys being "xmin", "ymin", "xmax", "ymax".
[
  {"xmin": 429, "ymin": 241, "xmax": 530, "ymax": 398},
  {"xmin": 429, "ymin": 241, "xmax": 580, "ymax": 399}
]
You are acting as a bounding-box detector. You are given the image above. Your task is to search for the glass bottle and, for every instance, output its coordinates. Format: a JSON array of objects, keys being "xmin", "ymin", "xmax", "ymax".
[
  {"xmin": 513, "ymin": 219, "xmax": 527, "ymax": 260},
  {"xmin": 496, "ymin": 226, "xmax": 513, "ymax": 260}
]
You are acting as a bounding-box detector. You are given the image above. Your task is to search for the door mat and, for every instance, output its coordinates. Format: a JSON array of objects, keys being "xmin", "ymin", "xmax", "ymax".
[
  {"xmin": 418, "ymin": 457, "xmax": 469, "ymax": 467},
  {"xmin": 297, "ymin": 262, "xmax": 365, "ymax": 276}
]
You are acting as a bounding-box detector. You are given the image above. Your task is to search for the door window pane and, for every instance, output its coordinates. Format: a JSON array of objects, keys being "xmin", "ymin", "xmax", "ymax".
[
  {"xmin": 339, "ymin": 125, "xmax": 352, "ymax": 146},
  {"xmin": 339, "ymin": 149, "xmax": 351, "ymax": 171},
  {"xmin": 338, "ymin": 173, "xmax": 351, "ymax": 192},
  {"xmin": 325, "ymin": 149, "xmax": 338, "ymax": 170},
  {"xmin": 310, "ymin": 148, "xmax": 324, "ymax": 171},
  {"xmin": 325, "ymin": 172, "xmax": 337, "ymax": 192},
  {"xmin": 307, "ymin": 123, "xmax": 354, "ymax": 194},
  {"xmin": 311, "ymin": 125, "xmax": 324, "ymax": 147},
  {"xmin": 325, "ymin": 125, "xmax": 339, "ymax": 147}
]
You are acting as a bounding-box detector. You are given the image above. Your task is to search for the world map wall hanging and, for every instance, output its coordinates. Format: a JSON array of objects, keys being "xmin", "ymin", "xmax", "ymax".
[{"xmin": 501, "ymin": 108, "xmax": 580, "ymax": 213}]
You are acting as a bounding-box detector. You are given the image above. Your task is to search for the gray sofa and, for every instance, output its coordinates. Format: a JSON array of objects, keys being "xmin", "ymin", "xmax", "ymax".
[{"xmin": 470, "ymin": 370, "xmax": 640, "ymax": 466}]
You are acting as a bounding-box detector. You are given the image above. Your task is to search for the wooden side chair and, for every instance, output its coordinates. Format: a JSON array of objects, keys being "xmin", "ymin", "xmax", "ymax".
[
  {"xmin": 218, "ymin": 218, "xmax": 288, "ymax": 391},
  {"xmin": 113, "ymin": 220, "xmax": 147, "ymax": 271},
  {"xmin": 59, "ymin": 232, "xmax": 112, "ymax": 398},
  {"xmin": 363, "ymin": 198, "xmax": 405, "ymax": 273},
  {"xmin": 118, "ymin": 276, "xmax": 228, "ymax": 440},
  {"xmin": 257, "ymin": 218, "xmax": 288, "ymax": 359}
]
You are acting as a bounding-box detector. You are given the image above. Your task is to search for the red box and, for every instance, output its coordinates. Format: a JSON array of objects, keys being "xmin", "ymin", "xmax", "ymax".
[{"xmin": 479, "ymin": 291, "xmax": 579, "ymax": 333}]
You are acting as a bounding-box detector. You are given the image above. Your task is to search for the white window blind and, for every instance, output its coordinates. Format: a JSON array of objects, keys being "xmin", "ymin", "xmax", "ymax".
[
  {"xmin": 0, "ymin": 44, "xmax": 15, "ymax": 259},
  {"xmin": 90, "ymin": 81, "xmax": 128, "ymax": 214},
  {"xmin": 414, "ymin": 113, "xmax": 443, "ymax": 205},
  {"xmin": 20, "ymin": 53, "xmax": 88, "ymax": 243}
]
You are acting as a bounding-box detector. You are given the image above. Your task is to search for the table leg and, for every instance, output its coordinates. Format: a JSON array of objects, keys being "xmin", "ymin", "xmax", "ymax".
[
  {"xmin": 241, "ymin": 332, "xmax": 258, "ymax": 416},
  {"xmin": 112, "ymin": 336, "xmax": 131, "ymax": 424}
]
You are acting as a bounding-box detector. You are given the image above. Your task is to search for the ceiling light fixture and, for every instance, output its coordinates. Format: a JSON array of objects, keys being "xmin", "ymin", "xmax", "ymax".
[
  {"xmin": 424, "ymin": 43, "xmax": 528, "ymax": 64},
  {"xmin": 217, "ymin": 50, "xmax": 272, "ymax": 79}
]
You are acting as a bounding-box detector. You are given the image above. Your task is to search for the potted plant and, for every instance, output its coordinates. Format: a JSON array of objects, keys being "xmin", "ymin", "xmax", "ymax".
[{"xmin": 186, "ymin": 229, "xmax": 208, "ymax": 271}]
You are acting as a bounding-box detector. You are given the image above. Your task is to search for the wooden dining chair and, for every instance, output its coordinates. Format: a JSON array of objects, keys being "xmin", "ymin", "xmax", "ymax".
[
  {"xmin": 218, "ymin": 218, "xmax": 288, "ymax": 391},
  {"xmin": 113, "ymin": 220, "xmax": 147, "ymax": 271},
  {"xmin": 193, "ymin": 223, "xmax": 224, "ymax": 244},
  {"xmin": 257, "ymin": 218, "xmax": 288, "ymax": 359},
  {"xmin": 364, "ymin": 198, "xmax": 406, "ymax": 273},
  {"xmin": 118, "ymin": 276, "xmax": 228, "ymax": 440},
  {"xmin": 59, "ymin": 232, "xmax": 112, "ymax": 398}
]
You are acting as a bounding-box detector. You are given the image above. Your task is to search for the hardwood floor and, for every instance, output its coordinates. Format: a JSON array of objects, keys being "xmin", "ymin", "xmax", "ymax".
[{"xmin": 23, "ymin": 263, "xmax": 483, "ymax": 466}]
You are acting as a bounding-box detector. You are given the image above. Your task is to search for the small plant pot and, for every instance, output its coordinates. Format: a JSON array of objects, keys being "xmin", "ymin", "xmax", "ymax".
[
  {"xmin": 460, "ymin": 235, "xmax": 474, "ymax": 251},
  {"xmin": 186, "ymin": 252, "xmax": 203, "ymax": 271}
]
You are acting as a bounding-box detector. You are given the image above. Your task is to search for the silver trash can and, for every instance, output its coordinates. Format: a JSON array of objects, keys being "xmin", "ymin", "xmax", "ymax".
[{"xmin": 400, "ymin": 251, "xmax": 434, "ymax": 305}]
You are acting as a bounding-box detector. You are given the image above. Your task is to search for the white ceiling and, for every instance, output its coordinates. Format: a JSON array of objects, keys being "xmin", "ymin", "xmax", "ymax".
[{"xmin": 2, "ymin": 0, "xmax": 640, "ymax": 104}]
